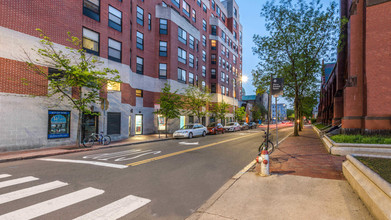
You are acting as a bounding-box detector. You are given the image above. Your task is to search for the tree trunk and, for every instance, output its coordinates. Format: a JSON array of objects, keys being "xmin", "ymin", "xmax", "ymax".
[
  {"xmin": 294, "ymin": 93, "xmax": 299, "ymax": 136},
  {"xmin": 299, "ymin": 108, "xmax": 303, "ymax": 131},
  {"xmin": 77, "ymin": 109, "xmax": 82, "ymax": 148},
  {"xmin": 165, "ymin": 118, "xmax": 168, "ymax": 138}
]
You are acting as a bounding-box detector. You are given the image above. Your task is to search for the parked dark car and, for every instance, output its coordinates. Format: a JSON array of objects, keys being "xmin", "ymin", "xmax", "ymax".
[
  {"xmin": 248, "ymin": 122, "xmax": 258, "ymax": 129},
  {"xmin": 207, "ymin": 122, "xmax": 225, "ymax": 135},
  {"xmin": 239, "ymin": 122, "xmax": 249, "ymax": 130}
]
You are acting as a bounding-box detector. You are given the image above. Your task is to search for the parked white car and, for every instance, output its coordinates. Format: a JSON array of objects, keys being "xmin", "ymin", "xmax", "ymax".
[
  {"xmin": 173, "ymin": 124, "xmax": 207, "ymax": 139},
  {"xmin": 224, "ymin": 122, "xmax": 241, "ymax": 132}
]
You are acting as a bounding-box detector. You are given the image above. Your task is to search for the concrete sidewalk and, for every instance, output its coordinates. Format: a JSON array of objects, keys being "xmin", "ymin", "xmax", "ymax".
[
  {"xmin": 188, "ymin": 126, "xmax": 373, "ymax": 220},
  {"xmin": 0, "ymin": 133, "xmax": 172, "ymax": 163}
]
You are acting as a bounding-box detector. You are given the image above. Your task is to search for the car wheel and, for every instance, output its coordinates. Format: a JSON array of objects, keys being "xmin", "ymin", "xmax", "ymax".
[
  {"xmin": 188, "ymin": 132, "xmax": 193, "ymax": 139},
  {"xmin": 222, "ymin": 130, "xmax": 225, "ymax": 134},
  {"xmin": 202, "ymin": 131, "xmax": 206, "ymax": 137}
]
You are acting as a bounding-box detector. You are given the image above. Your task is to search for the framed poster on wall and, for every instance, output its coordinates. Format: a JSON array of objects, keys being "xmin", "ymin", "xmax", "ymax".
[{"xmin": 48, "ymin": 111, "xmax": 70, "ymax": 139}]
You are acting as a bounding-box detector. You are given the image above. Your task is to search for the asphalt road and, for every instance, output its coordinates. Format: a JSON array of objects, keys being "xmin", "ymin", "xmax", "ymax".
[{"xmin": 0, "ymin": 127, "xmax": 293, "ymax": 220}]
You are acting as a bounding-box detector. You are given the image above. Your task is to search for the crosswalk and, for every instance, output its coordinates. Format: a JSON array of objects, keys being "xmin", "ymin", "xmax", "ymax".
[{"xmin": 0, "ymin": 174, "xmax": 151, "ymax": 219}]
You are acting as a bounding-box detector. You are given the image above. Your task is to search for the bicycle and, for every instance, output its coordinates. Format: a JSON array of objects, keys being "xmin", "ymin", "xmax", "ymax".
[
  {"xmin": 82, "ymin": 132, "xmax": 111, "ymax": 148},
  {"xmin": 258, "ymin": 131, "xmax": 275, "ymax": 155}
]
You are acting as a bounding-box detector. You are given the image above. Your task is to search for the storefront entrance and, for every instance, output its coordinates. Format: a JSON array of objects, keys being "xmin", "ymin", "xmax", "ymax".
[
  {"xmin": 82, "ymin": 113, "xmax": 99, "ymax": 140},
  {"xmin": 135, "ymin": 115, "xmax": 143, "ymax": 135}
]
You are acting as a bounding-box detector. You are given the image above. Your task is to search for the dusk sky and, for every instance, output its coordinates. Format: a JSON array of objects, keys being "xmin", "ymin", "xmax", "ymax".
[{"xmin": 236, "ymin": 0, "xmax": 336, "ymax": 107}]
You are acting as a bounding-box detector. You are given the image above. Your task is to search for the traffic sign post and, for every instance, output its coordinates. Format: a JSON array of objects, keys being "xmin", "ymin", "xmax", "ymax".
[{"xmin": 271, "ymin": 78, "xmax": 283, "ymax": 150}]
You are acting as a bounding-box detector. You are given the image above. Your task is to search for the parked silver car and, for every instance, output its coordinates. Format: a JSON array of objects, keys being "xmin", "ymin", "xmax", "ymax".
[
  {"xmin": 224, "ymin": 122, "xmax": 241, "ymax": 132},
  {"xmin": 173, "ymin": 124, "xmax": 207, "ymax": 139}
]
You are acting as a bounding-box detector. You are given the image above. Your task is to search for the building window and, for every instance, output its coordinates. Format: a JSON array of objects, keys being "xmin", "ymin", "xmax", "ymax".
[
  {"xmin": 107, "ymin": 112, "xmax": 121, "ymax": 135},
  {"xmin": 136, "ymin": 56, "xmax": 144, "ymax": 74},
  {"xmin": 233, "ymin": 31, "xmax": 237, "ymax": 40},
  {"xmin": 211, "ymin": 25, "xmax": 217, "ymax": 35},
  {"xmin": 211, "ymin": 40, "xmax": 217, "ymax": 50},
  {"xmin": 226, "ymin": 87, "xmax": 229, "ymax": 96},
  {"xmin": 159, "ymin": 63, "xmax": 167, "ymax": 78},
  {"xmin": 216, "ymin": 6, "xmax": 220, "ymax": 16},
  {"xmin": 108, "ymin": 6, "xmax": 122, "ymax": 32},
  {"xmin": 202, "ymin": 19, "xmax": 207, "ymax": 31},
  {"xmin": 83, "ymin": 0, "xmax": 100, "ymax": 21},
  {"xmin": 202, "ymin": 66, "xmax": 206, "ymax": 77},
  {"xmin": 189, "ymin": 53, "xmax": 194, "ymax": 68},
  {"xmin": 108, "ymin": 39, "xmax": 121, "ymax": 62},
  {"xmin": 197, "ymin": 0, "xmax": 201, "ymax": 7},
  {"xmin": 159, "ymin": 41, "xmax": 167, "ymax": 56},
  {"xmin": 211, "ymin": 54, "xmax": 216, "ymax": 64},
  {"xmin": 196, "ymin": 57, "xmax": 199, "ymax": 69},
  {"xmin": 48, "ymin": 110, "xmax": 71, "ymax": 139},
  {"xmin": 202, "ymin": 35, "xmax": 206, "ymax": 47},
  {"xmin": 148, "ymin": 13, "xmax": 152, "ymax": 30},
  {"xmin": 189, "ymin": 35, "xmax": 195, "ymax": 49},
  {"xmin": 234, "ymin": 20, "xmax": 237, "ymax": 29},
  {"xmin": 221, "ymin": 85, "xmax": 225, "ymax": 95},
  {"xmin": 136, "ymin": 6, "xmax": 144, "ymax": 26},
  {"xmin": 160, "ymin": 19, "xmax": 168, "ymax": 34},
  {"xmin": 178, "ymin": 47, "xmax": 187, "ymax": 64},
  {"xmin": 219, "ymin": 56, "xmax": 221, "ymax": 66},
  {"xmin": 136, "ymin": 31, "xmax": 144, "ymax": 50},
  {"xmin": 202, "ymin": 50, "xmax": 206, "ymax": 62},
  {"xmin": 221, "ymin": 71, "xmax": 225, "ymax": 81},
  {"xmin": 178, "ymin": 27, "xmax": 187, "ymax": 44},
  {"xmin": 202, "ymin": 3, "xmax": 207, "ymax": 12},
  {"xmin": 172, "ymin": 0, "xmax": 180, "ymax": 8},
  {"xmin": 211, "ymin": 68, "xmax": 216, "ymax": 79},
  {"xmin": 211, "ymin": 0, "xmax": 215, "ymax": 10},
  {"xmin": 233, "ymin": 55, "xmax": 236, "ymax": 64},
  {"xmin": 222, "ymin": 13, "xmax": 226, "ymax": 22},
  {"xmin": 178, "ymin": 68, "xmax": 186, "ymax": 83},
  {"xmin": 182, "ymin": 0, "xmax": 190, "ymax": 16},
  {"xmin": 82, "ymin": 28, "xmax": 99, "ymax": 56},
  {"xmin": 162, "ymin": 1, "xmax": 167, "ymax": 7},
  {"xmin": 189, "ymin": 72, "xmax": 194, "ymax": 85},
  {"xmin": 136, "ymin": 89, "xmax": 143, "ymax": 97},
  {"xmin": 211, "ymin": 83, "xmax": 216, "ymax": 93},
  {"xmin": 192, "ymin": 9, "xmax": 196, "ymax": 22},
  {"xmin": 234, "ymin": 7, "xmax": 238, "ymax": 17},
  {"xmin": 107, "ymin": 81, "xmax": 121, "ymax": 91}
]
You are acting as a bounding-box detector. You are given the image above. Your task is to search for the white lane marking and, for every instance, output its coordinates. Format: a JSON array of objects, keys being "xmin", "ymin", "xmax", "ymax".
[
  {"xmin": 83, "ymin": 149, "xmax": 148, "ymax": 160},
  {"xmin": 0, "ymin": 187, "xmax": 104, "ymax": 220},
  {"xmin": 0, "ymin": 176, "xmax": 38, "ymax": 189},
  {"xmin": 38, "ymin": 158, "xmax": 128, "ymax": 169},
  {"xmin": 179, "ymin": 142, "xmax": 199, "ymax": 145},
  {"xmin": 114, "ymin": 151, "xmax": 161, "ymax": 162},
  {"xmin": 0, "ymin": 174, "xmax": 11, "ymax": 179},
  {"xmin": 0, "ymin": 181, "xmax": 68, "ymax": 205},
  {"xmin": 74, "ymin": 195, "xmax": 151, "ymax": 220}
]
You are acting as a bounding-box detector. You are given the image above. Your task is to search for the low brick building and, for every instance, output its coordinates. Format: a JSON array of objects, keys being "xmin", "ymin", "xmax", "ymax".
[{"xmin": 318, "ymin": 0, "xmax": 391, "ymax": 134}]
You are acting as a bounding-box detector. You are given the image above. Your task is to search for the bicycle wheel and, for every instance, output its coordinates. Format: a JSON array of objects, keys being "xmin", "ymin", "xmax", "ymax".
[
  {"xmin": 102, "ymin": 136, "xmax": 111, "ymax": 145},
  {"xmin": 83, "ymin": 137, "xmax": 95, "ymax": 148},
  {"xmin": 258, "ymin": 142, "xmax": 265, "ymax": 155},
  {"xmin": 266, "ymin": 141, "xmax": 275, "ymax": 154}
]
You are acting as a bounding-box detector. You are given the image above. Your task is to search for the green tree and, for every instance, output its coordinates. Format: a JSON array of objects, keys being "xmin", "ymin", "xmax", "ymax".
[
  {"xmin": 155, "ymin": 83, "xmax": 183, "ymax": 137},
  {"xmin": 234, "ymin": 107, "xmax": 246, "ymax": 122},
  {"xmin": 252, "ymin": 0, "xmax": 339, "ymax": 136},
  {"xmin": 210, "ymin": 101, "xmax": 229, "ymax": 125},
  {"xmin": 25, "ymin": 29, "xmax": 121, "ymax": 147},
  {"xmin": 184, "ymin": 85, "xmax": 211, "ymax": 123},
  {"xmin": 251, "ymin": 105, "xmax": 262, "ymax": 122}
]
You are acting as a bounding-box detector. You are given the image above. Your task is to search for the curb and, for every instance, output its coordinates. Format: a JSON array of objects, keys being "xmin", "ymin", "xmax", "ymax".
[
  {"xmin": 343, "ymin": 155, "xmax": 391, "ymax": 220},
  {"xmin": 186, "ymin": 129, "xmax": 293, "ymax": 220},
  {"xmin": 0, "ymin": 138, "xmax": 172, "ymax": 163}
]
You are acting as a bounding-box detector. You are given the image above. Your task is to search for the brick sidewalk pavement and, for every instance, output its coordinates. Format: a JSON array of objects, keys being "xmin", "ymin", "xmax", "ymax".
[{"xmin": 270, "ymin": 126, "xmax": 345, "ymax": 180}]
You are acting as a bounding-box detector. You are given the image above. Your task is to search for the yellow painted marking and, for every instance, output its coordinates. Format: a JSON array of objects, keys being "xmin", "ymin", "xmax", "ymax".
[{"xmin": 127, "ymin": 131, "xmax": 262, "ymax": 167}]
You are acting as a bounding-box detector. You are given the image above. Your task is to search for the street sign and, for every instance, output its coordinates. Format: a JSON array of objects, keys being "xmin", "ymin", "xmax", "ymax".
[
  {"xmin": 271, "ymin": 78, "xmax": 284, "ymax": 96},
  {"xmin": 154, "ymin": 104, "xmax": 160, "ymax": 110}
]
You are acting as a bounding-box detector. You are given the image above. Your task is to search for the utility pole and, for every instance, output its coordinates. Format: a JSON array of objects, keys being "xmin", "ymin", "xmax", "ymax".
[
  {"xmin": 265, "ymin": 75, "xmax": 272, "ymax": 150},
  {"xmin": 275, "ymin": 96, "xmax": 278, "ymax": 149}
]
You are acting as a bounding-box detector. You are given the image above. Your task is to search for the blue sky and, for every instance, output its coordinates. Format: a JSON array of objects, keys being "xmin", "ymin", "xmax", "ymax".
[{"xmin": 236, "ymin": 0, "xmax": 336, "ymax": 108}]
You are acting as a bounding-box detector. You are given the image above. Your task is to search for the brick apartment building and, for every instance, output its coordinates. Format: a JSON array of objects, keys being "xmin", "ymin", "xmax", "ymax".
[
  {"xmin": 318, "ymin": 0, "xmax": 391, "ymax": 134},
  {"xmin": 0, "ymin": 0, "xmax": 243, "ymax": 151}
]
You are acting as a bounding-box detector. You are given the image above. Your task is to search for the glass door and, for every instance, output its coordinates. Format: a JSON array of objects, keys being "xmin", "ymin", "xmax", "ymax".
[
  {"xmin": 135, "ymin": 115, "xmax": 143, "ymax": 135},
  {"xmin": 180, "ymin": 116, "xmax": 185, "ymax": 129}
]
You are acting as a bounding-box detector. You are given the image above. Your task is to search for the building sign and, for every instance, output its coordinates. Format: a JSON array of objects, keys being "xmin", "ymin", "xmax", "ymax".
[
  {"xmin": 272, "ymin": 78, "xmax": 284, "ymax": 96},
  {"xmin": 158, "ymin": 115, "xmax": 165, "ymax": 131},
  {"xmin": 48, "ymin": 111, "xmax": 70, "ymax": 139}
]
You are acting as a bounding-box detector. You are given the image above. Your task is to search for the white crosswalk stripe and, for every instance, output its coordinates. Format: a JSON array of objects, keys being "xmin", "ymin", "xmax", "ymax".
[
  {"xmin": 0, "ymin": 180, "xmax": 68, "ymax": 205},
  {"xmin": 0, "ymin": 187, "xmax": 104, "ymax": 220},
  {"xmin": 0, "ymin": 176, "xmax": 38, "ymax": 189},
  {"xmin": 0, "ymin": 174, "xmax": 11, "ymax": 179},
  {"xmin": 74, "ymin": 195, "xmax": 151, "ymax": 220}
]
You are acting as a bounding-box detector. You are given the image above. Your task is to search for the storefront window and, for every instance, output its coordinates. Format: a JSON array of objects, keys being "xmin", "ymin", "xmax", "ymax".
[{"xmin": 48, "ymin": 111, "xmax": 71, "ymax": 139}]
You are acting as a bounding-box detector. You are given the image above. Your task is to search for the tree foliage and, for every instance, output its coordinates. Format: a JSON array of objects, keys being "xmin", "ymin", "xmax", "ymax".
[
  {"xmin": 234, "ymin": 107, "xmax": 246, "ymax": 122},
  {"xmin": 183, "ymin": 85, "xmax": 211, "ymax": 123},
  {"xmin": 210, "ymin": 101, "xmax": 229, "ymax": 124},
  {"xmin": 25, "ymin": 29, "xmax": 121, "ymax": 147},
  {"xmin": 252, "ymin": 0, "xmax": 339, "ymax": 135},
  {"xmin": 156, "ymin": 83, "xmax": 183, "ymax": 137}
]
